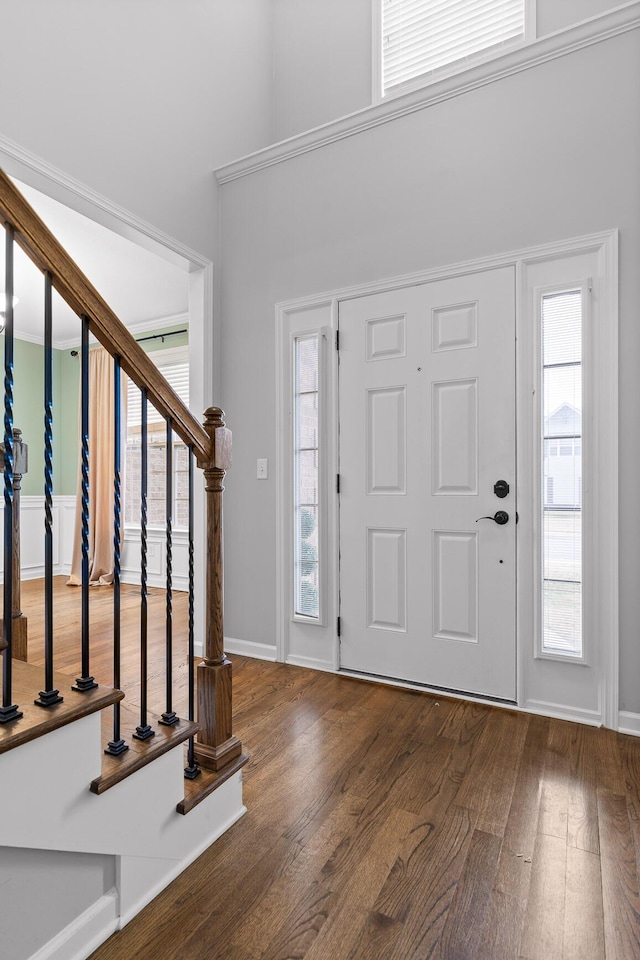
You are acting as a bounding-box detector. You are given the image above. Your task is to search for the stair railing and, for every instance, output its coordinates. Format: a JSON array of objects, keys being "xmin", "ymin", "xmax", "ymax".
[{"xmin": 0, "ymin": 169, "xmax": 242, "ymax": 779}]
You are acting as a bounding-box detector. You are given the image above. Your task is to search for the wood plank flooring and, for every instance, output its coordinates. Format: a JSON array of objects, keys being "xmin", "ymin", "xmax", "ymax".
[{"xmin": 14, "ymin": 579, "xmax": 640, "ymax": 959}]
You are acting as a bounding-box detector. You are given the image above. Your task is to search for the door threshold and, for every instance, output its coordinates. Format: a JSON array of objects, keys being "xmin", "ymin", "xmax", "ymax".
[{"xmin": 338, "ymin": 667, "xmax": 517, "ymax": 708}]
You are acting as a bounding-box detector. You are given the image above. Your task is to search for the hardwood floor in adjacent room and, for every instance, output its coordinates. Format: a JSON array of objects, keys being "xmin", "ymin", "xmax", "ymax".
[{"xmin": 19, "ymin": 579, "xmax": 640, "ymax": 959}]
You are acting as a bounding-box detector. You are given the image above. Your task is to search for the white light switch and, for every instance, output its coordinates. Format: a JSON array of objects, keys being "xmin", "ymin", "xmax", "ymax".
[{"xmin": 257, "ymin": 458, "xmax": 268, "ymax": 479}]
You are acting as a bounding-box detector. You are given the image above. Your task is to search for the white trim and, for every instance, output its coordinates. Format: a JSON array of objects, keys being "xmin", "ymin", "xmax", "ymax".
[
  {"xmin": 275, "ymin": 229, "xmax": 618, "ymax": 728},
  {"xmin": 517, "ymin": 234, "xmax": 618, "ymax": 728},
  {"xmin": 125, "ymin": 313, "xmax": 190, "ymax": 338},
  {"xmin": 216, "ymin": 2, "xmax": 640, "ymax": 183},
  {"xmin": 522, "ymin": 698, "xmax": 602, "ymax": 728},
  {"xmin": 339, "ymin": 669, "xmax": 602, "ymax": 726},
  {"xmin": 276, "ymin": 230, "xmax": 618, "ymax": 312},
  {"xmin": 224, "ymin": 636, "xmax": 277, "ymax": 662},
  {"xmin": 596, "ymin": 231, "xmax": 619, "ymax": 729},
  {"xmin": 371, "ymin": 0, "xmax": 383, "ymax": 104},
  {"xmin": 287, "ymin": 654, "xmax": 335, "ymax": 673},
  {"xmin": 276, "ymin": 302, "xmax": 338, "ymax": 664},
  {"xmin": 618, "ymin": 711, "xmax": 640, "ymax": 737},
  {"xmin": 121, "ymin": 526, "xmax": 190, "ymax": 592},
  {"xmin": 0, "ymin": 134, "xmax": 207, "ymax": 270},
  {"xmin": 54, "ymin": 313, "xmax": 191, "ymax": 352},
  {"xmin": 26, "ymin": 890, "xmax": 118, "ymax": 960}
]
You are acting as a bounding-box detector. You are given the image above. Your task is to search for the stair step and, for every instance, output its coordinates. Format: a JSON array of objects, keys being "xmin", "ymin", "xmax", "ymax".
[
  {"xmin": 177, "ymin": 752, "xmax": 249, "ymax": 815},
  {"xmin": 0, "ymin": 660, "xmax": 122, "ymax": 756},
  {"xmin": 91, "ymin": 702, "xmax": 199, "ymax": 794}
]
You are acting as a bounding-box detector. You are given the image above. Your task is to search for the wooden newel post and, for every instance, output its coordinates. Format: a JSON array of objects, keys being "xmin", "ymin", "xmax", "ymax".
[{"xmin": 193, "ymin": 407, "xmax": 243, "ymax": 772}]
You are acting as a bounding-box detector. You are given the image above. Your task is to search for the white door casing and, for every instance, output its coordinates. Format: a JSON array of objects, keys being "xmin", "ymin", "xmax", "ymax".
[
  {"xmin": 276, "ymin": 231, "xmax": 616, "ymax": 727},
  {"xmin": 338, "ymin": 267, "xmax": 517, "ymax": 700}
]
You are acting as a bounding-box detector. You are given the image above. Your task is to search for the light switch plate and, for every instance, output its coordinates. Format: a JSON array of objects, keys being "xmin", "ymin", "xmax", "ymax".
[{"xmin": 257, "ymin": 458, "xmax": 268, "ymax": 479}]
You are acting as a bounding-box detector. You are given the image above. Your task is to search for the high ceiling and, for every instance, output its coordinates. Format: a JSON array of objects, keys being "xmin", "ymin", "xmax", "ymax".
[{"xmin": 3, "ymin": 178, "xmax": 189, "ymax": 349}]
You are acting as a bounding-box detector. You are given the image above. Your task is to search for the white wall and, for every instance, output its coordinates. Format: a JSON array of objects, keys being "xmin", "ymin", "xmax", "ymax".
[
  {"xmin": 0, "ymin": 847, "xmax": 115, "ymax": 960},
  {"xmin": 272, "ymin": 0, "xmax": 372, "ymax": 142},
  {"xmin": 536, "ymin": 0, "xmax": 624, "ymax": 35},
  {"xmin": 270, "ymin": 0, "xmax": 626, "ymax": 141},
  {"xmin": 0, "ymin": 0, "xmax": 273, "ymax": 260},
  {"xmin": 218, "ymin": 29, "xmax": 640, "ymax": 712}
]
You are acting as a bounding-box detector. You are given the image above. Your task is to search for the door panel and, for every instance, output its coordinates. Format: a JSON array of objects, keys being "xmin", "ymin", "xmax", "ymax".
[{"xmin": 338, "ymin": 267, "xmax": 516, "ymax": 700}]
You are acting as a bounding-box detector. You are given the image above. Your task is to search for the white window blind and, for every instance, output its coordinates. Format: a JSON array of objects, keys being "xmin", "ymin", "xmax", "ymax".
[
  {"xmin": 127, "ymin": 357, "xmax": 189, "ymax": 430},
  {"xmin": 381, "ymin": 0, "xmax": 526, "ymax": 95},
  {"xmin": 125, "ymin": 347, "xmax": 190, "ymax": 528}
]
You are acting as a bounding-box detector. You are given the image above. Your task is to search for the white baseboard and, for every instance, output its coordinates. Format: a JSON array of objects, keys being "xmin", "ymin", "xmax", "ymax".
[
  {"xmin": 523, "ymin": 699, "xmax": 602, "ymax": 728},
  {"xmin": 27, "ymin": 890, "xmax": 118, "ymax": 960},
  {"xmin": 286, "ymin": 654, "xmax": 334, "ymax": 673},
  {"xmin": 224, "ymin": 636, "xmax": 277, "ymax": 661},
  {"xmin": 618, "ymin": 710, "xmax": 640, "ymax": 737}
]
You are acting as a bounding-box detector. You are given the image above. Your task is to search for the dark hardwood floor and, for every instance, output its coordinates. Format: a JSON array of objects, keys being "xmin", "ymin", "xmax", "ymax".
[{"xmin": 17, "ymin": 579, "xmax": 640, "ymax": 959}]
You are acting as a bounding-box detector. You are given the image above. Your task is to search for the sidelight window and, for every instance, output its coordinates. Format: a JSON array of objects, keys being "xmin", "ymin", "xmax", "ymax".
[
  {"xmin": 540, "ymin": 289, "xmax": 583, "ymax": 658},
  {"xmin": 293, "ymin": 335, "xmax": 320, "ymax": 619}
]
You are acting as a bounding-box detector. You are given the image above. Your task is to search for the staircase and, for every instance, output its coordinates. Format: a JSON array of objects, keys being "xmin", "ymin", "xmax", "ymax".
[{"xmin": 0, "ymin": 171, "xmax": 247, "ymax": 960}]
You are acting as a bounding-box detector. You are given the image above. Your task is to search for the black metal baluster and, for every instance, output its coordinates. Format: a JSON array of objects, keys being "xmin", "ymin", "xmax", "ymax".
[
  {"xmin": 73, "ymin": 316, "xmax": 97, "ymax": 692},
  {"xmin": 35, "ymin": 272, "xmax": 62, "ymax": 707},
  {"xmin": 134, "ymin": 388, "xmax": 154, "ymax": 740},
  {"xmin": 160, "ymin": 419, "xmax": 177, "ymax": 726},
  {"xmin": 0, "ymin": 225, "xmax": 22, "ymax": 724},
  {"xmin": 184, "ymin": 445, "xmax": 199, "ymax": 778},
  {"xmin": 105, "ymin": 356, "xmax": 127, "ymax": 754}
]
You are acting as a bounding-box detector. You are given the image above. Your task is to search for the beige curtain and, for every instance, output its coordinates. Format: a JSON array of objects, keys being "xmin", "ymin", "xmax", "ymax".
[{"xmin": 68, "ymin": 346, "xmax": 122, "ymax": 586}]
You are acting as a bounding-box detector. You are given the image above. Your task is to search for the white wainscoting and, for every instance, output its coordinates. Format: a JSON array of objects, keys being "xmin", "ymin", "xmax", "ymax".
[
  {"xmin": 0, "ymin": 495, "xmax": 76, "ymax": 582},
  {"xmin": 0, "ymin": 497, "xmax": 189, "ymax": 592},
  {"xmin": 121, "ymin": 527, "xmax": 189, "ymax": 592}
]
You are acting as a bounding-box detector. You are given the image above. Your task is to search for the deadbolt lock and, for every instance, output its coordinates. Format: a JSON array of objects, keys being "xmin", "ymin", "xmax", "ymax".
[{"xmin": 494, "ymin": 479, "xmax": 510, "ymax": 499}]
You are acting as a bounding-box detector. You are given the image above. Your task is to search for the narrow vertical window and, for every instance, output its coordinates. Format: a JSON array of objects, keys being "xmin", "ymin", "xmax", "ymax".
[
  {"xmin": 541, "ymin": 290, "xmax": 582, "ymax": 657},
  {"xmin": 294, "ymin": 335, "xmax": 320, "ymax": 619}
]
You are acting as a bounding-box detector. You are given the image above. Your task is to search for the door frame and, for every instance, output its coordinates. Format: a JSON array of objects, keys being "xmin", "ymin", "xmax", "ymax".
[
  {"xmin": 0, "ymin": 135, "xmax": 215, "ymax": 658},
  {"xmin": 276, "ymin": 230, "xmax": 618, "ymax": 726}
]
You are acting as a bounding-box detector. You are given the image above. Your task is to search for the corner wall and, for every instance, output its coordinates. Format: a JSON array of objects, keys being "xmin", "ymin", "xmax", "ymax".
[{"xmin": 0, "ymin": 0, "xmax": 274, "ymax": 260}]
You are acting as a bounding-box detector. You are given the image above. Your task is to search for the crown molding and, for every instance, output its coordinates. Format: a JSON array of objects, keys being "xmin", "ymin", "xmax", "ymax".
[
  {"xmin": 0, "ymin": 135, "xmax": 210, "ymax": 271},
  {"xmin": 216, "ymin": 1, "xmax": 640, "ymax": 184},
  {"xmin": 52, "ymin": 312, "xmax": 191, "ymax": 352},
  {"xmin": 124, "ymin": 313, "xmax": 190, "ymax": 338}
]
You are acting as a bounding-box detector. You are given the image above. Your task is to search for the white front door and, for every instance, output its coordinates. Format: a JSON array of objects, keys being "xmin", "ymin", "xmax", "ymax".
[{"xmin": 338, "ymin": 267, "xmax": 516, "ymax": 700}]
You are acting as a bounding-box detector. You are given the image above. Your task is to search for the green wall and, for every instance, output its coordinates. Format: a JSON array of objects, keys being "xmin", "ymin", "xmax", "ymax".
[
  {"xmin": 8, "ymin": 338, "xmax": 80, "ymax": 497},
  {"xmin": 6, "ymin": 323, "xmax": 187, "ymax": 497}
]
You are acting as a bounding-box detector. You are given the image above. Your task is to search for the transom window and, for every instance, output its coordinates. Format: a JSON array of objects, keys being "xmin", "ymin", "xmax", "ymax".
[{"xmin": 377, "ymin": 0, "xmax": 530, "ymax": 98}]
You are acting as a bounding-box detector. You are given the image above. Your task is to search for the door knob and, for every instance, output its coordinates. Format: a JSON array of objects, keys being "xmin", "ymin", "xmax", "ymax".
[{"xmin": 476, "ymin": 510, "xmax": 509, "ymax": 525}]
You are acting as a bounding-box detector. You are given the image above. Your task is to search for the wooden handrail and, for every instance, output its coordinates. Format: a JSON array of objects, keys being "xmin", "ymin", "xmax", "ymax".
[
  {"xmin": 0, "ymin": 167, "xmax": 245, "ymax": 785},
  {"xmin": 0, "ymin": 169, "xmax": 210, "ymax": 463}
]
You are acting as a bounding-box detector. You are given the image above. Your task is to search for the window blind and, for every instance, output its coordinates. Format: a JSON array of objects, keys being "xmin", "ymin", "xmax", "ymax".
[
  {"xmin": 127, "ymin": 358, "xmax": 189, "ymax": 430},
  {"xmin": 382, "ymin": 0, "xmax": 525, "ymax": 94}
]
